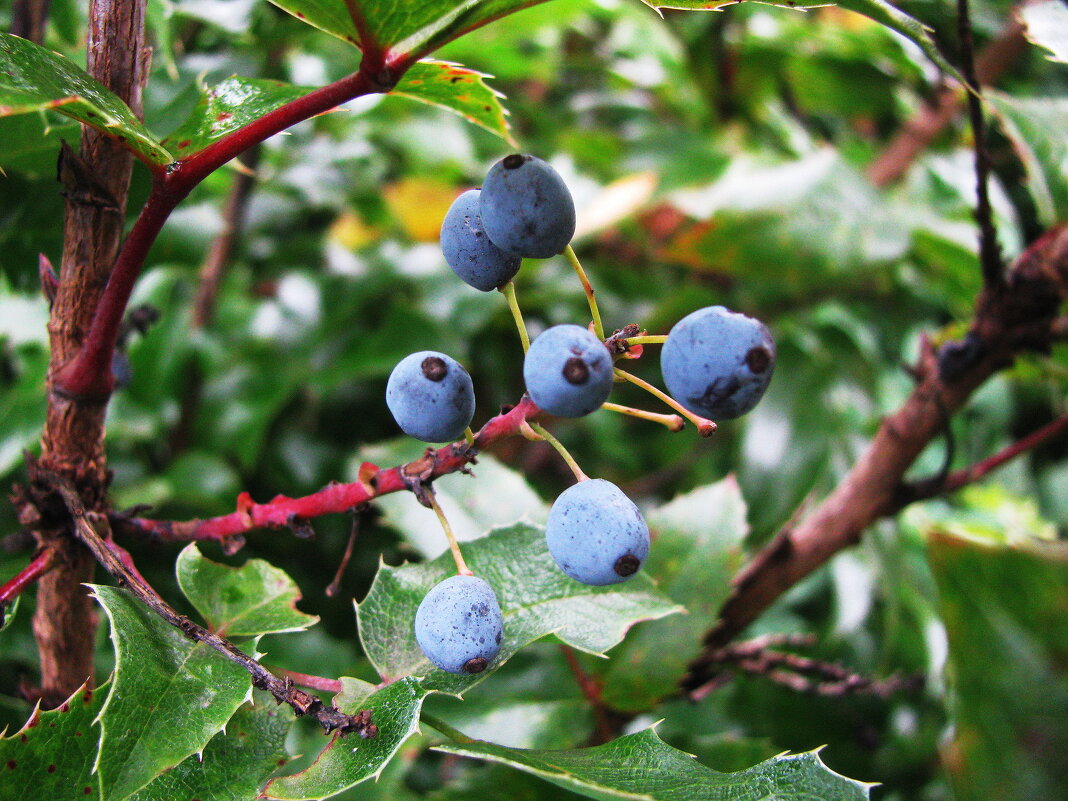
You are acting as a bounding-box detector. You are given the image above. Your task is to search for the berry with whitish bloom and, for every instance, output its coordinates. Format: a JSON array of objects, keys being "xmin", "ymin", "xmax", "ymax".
[
  {"xmin": 479, "ymin": 154, "xmax": 576, "ymax": 258},
  {"xmin": 414, "ymin": 575, "xmax": 504, "ymax": 675},
  {"xmin": 440, "ymin": 189, "xmax": 522, "ymax": 291},
  {"xmin": 523, "ymin": 324, "xmax": 613, "ymax": 417},
  {"xmin": 386, "ymin": 351, "xmax": 475, "ymax": 443},
  {"xmin": 545, "ymin": 479, "xmax": 650, "ymax": 585},
  {"xmin": 660, "ymin": 306, "xmax": 775, "ymax": 420}
]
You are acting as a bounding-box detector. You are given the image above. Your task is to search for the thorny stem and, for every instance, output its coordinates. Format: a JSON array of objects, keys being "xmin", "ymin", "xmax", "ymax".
[
  {"xmin": 564, "ymin": 245, "xmax": 605, "ymax": 340},
  {"xmin": 499, "ymin": 281, "xmax": 530, "ymax": 353},
  {"xmin": 600, "ymin": 402, "xmax": 685, "ymax": 432},
  {"xmin": 524, "ymin": 421, "xmax": 590, "ymax": 482},
  {"xmin": 957, "ymin": 0, "xmax": 1004, "ymax": 286},
  {"xmin": 426, "ymin": 490, "xmax": 472, "ymax": 576},
  {"xmin": 613, "ymin": 368, "xmax": 717, "ymax": 437},
  {"xmin": 38, "ymin": 468, "xmax": 377, "ymax": 737}
]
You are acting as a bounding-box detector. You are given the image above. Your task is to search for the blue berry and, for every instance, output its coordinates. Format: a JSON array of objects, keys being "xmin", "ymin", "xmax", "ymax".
[
  {"xmin": 523, "ymin": 324, "xmax": 613, "ymax": 417},
  {"xmin": 386, "ymin": 351, "xmax": 475, "ymax": 443},
  {"xmin": 479, "ymin": 154, "xmax": 576, "ymax": 258},
  {"xmin": 440, "ymin": 189, "xmax": 522, "ymax": 291},
  {"xmin": 660, "ymin": 306, "xmax": 775, "ymax": 420},
  {"xmin": 414, "ymin": 575, "xmax": 504, "ymax": 674},
  {"xmin": 545, "ymin": 479, "xmax": 650, "ymax": 585}
]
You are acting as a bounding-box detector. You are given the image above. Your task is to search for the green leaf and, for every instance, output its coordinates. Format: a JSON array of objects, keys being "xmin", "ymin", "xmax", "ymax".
[
  {"xmin": 0, "ymin": 682, "xmax": 106, "ymax": 801},
  {"xmin": 928, "ymin": 531, "xmax": 1068, "ymax": 801},
  {"xmin": 356, "ymin": 523, "xmax": 682, "ymax": 686},
  {"xmin": 436, "ymin": 726, "xmax": 872, "ymax": 800},
  {"xmin": 161, "ymin": 75, "xmax": 312, "ymax": 160},
  {"xmin": 0, "ymin": 596, "xmax": 18, "ymax": 633},
  {"xmin": 91, "ymin": 585, "xmax": 254, "ymax": 800},
  {"xmin": 129, "ymin": 693, "xmax": 294, "ymax": 801},
  {"xmin": 176, "ymin": 544, "xmax": 319, "ymax": 637},
  {"xmin": 639, "ymin": 0, "xmax": 956, "ymax": 77},
  {"xmin": 263, "ymin": 675, "xmax": 430, "ymax": 800},
  {"xmin": 266, "ymin": 0, "xmax": 361, "ymax": 46},
  {"xmin": 0, "ymin": 33, "xmax": 171, "ymax": 165},
  {"xmin": 391, "ymin": 60, "xmax": 515, "ymax": 144},
  {"xmin": 601, "ymin": 477, "xmax": 749, "ymax": 711},
  {"xmin": 987, "ymin": 93, "xmax": 1068, "ymax": 226},
  {"xmin": 1020, "ymin": 0, "xmax": 1068, "ymax": 64},
  {"xmin": 0, "ymin": 113, "xmax": 79, "ymax": 176}
]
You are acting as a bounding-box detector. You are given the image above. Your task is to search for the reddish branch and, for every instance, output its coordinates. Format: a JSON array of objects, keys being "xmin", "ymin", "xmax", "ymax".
[
  {"xmin": 0, "ymin": 548, "xmax": 56, "ymax": 621},
  {"xmin": 683, "ymin": 224, "xmax": 1068, "ymax": 691},
  {"xmin": 124, "ymin": 397, "xmax": 541, "ymax": 547}
]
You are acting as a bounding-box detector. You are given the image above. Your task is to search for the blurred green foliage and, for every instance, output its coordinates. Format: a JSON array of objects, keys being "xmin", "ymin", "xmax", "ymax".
[{"xmin": 1, "ymin": 0, "xmax": 1066, "ymax": 798}]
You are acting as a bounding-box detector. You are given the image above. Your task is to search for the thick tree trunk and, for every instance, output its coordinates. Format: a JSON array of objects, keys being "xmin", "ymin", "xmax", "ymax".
[{"xmin": 33, "ymin": 0, "xmax": 148, "ymax": 708}]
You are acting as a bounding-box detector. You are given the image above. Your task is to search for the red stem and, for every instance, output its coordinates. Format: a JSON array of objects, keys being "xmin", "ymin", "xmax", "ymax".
[
  {"xmin": 53, "ymin": 56, "xmax": 408, "ymax": 401},
  {"xmin": 128, "ymin": 397, "xmax": 542, "ymax": 544},
  {"xmin": 0, "ymin": 548, "xmax": 56, "ymax": 606},
  {"xmin": 941, "ymin": 413, "xmax": 1068, "ymax": 493}
]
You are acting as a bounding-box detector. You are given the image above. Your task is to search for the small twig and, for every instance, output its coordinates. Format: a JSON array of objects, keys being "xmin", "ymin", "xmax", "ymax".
[
  {"xmin": 326, "ymin": 507, "xmax": 363, "ymax": 597},
  {"xmin": 559, "ymin": 645, "xmax": 624, "ymax": 745},
  {"xmin": 0, "ymin": 548, "xmax": 57, "ymax": 625},
  {"xmin": 36, "ymin": 467, "xmax": 376, "ymax": 738},
  {"xmin": 273, "ymin": 668, "xmax": 344, "ymax": 694},
  {"xmin": 958, "ymin": 0, "xmax": 1004, "ymax": 286}
]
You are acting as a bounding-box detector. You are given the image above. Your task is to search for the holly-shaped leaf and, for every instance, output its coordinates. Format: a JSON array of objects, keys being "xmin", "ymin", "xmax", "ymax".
[
  {"xmin": 436, "ymin": 726, "xmax": 872, "ymax": 800},
  {"xmin": 91, "ymin": 585, "xmax": 254, "ymax": 801},
  {"xmin": 0, "ymin": 595, "xmax": 18, "ymax": 633},
  {"xmin": 0, "ymin": 682, "xmax": 106, "ymax": 801},
  {"xmin": 176, "ymin": 543, "xmax": 319, "ymax": 637},
  {"xmin": 356, "ymin": 523, "xmax": 682, "ymax": 686},
  {"xmin": 601, "ymin": 477, "xmax": 749, "ymax": 711},
  {"xmin": 161, "ymin": 76, "xmax": 312, "ymax": 161},
  {"xmin": 392, "ymin": 61, "xmax": 515, "ymax": 144},
  {"xmin": 129, "ymin": 693, "xmax": 294, "ymax": 801},
  {"xmin": 263, "ymin": 675, "xmax": 431, "ymax": 800},
  {"xmin": 0, "ymin": 33, "xmax": 171, "ymax": 165}
]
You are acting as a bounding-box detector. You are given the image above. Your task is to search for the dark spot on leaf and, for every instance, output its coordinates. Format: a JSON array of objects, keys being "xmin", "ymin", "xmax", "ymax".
[
  {"xmin": 177, "ymin": 139, "xmax": 191, "ymax": 149},
  {"xmin": 277, "ymin": 758, "xmax": 287, "ymax": 766},
  {"xmin": 19, "ymin": 734, "xmax": 27, "ymax": 743},
  {"xmin": 84, "ymin": 788, "xmax": 92, "ymax": 795},
  {"xmin": 614, "ymin": 554, "xmax": 640, "ymax": 576},
  {"xmin": 463, "ymin": 657, "xmax": 488, "ymax": 674},
  {"xmin": 6, "ymin": 760, "xmax": 15, "ymax": 770},
  {"xmin": 47, "ymin": 765, "xmax": 56, "ymax": 773},
  {"xmin": 83, "ymin": 690, "xmax": 92, "ymax": 703},
  {"xmin": 563, "ymin": 357, "xmax": 589, "ymax": 385},
  {"xmin": 422, "ymin": 356, "xmax": 447, "ymax": 382},
  {"xmin": 216, "ymin": 112, "xmax": 233, "ymax": 122},
  {"xmin": 745, "ymin": 346, "xmax": 770, "ymax": 373}
]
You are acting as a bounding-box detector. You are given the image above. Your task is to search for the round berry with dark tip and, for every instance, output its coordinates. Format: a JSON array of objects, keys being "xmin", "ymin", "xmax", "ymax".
[
  {"xmin": 660, "ymin": 306, "xmax": 775, "ymax": 420},
  {"xmin": 440, "ymin": 189, "xmax": 522, "ymax": 291},
  {"xmin": 545, "ymin": 479, "xmax": 650, "ymax": 586},
  {"xmin": 386, "ymin": 351, "xmax": 475, "ymax": 443},
  {"xmin": 523, "ymin": 324, "xmax": 613, "ymax": 417},
  {"xmin": 479, "ymin": 154, "xmax": 576, "ymax": 258},
  {"xmin": 414, "ymin": 575, "xmax": 504, "ymax": 675}
]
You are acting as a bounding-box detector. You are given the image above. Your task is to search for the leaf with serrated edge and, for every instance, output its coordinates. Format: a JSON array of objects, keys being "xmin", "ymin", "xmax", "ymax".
[
  {"xmin": 266, "ymin": 0, "xmax": 361, "ymax": 46},
  {"xmin": 91, "ymin": 585, "xmax": 254, "ymax": 801},
  {"xmin": 357, "ymin": 523, "xmax": 681, "ymax": 687},
  {"xmin": 391, "ymin": 60, "xmax": 515, "ymax": 145},
  {"xmin": 263, "ymin": 675, "xmax": 430, "ymax": 800},
  {"xmin": 602, "ymin": 477, "xmax": 749, "ymax": 711},
  {"xmin": 176, "ymin": 543, "xmax": 318, "ymax": 637},
  {"xmin": 0, "ymin": 681, "xmax": 106, "ymax": 801},
  {"xmin": 639, "ymin": 0, "xmax": 957, "ymax": 78},
  {"xmin": 0, "ymin": 32, "xmax": 171, "ymax": 165},
  {"xmin": 437, "ymin": 727, "xmax": 873, "ymax": 801},
  {"xmin": 129, "ymin": 692, "xmax": 294, "ymax": 801},
  {"xmin": 161, "ymin": 75, "xmax": 312, "ymax": 160}
]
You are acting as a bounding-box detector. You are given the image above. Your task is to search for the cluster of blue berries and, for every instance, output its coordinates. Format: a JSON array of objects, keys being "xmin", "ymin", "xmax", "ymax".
[{"xmin": 384, "ymin": 153, "xmax": 775, "ymax": 676}]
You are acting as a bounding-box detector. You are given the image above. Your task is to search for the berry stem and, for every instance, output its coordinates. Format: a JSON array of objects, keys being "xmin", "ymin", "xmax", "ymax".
[
  {"xmin": 621, "ymin": 335, "xmax": 668, "ymax": 346},
  {"xmin": 613, "ymin": 368, "xmax": 717, "ymax": 437},
  {"xmin": 426, "ymin": 490, "xmax": 473, "ymax": 576},
  {"xmin": 499, "ymin": 280, "xmax": 530, "ymax": 353},
  {"xmin": 600, "ymin": 402, "xmax": 685, "ymax": 431},
  {"xmin": 421, "ymin": 712, "xmax": 477, "ymax": 744},
  {"xmin": 523, "ymin": 421, "xmax": 590, "ymax": 482},
  {"xmin": 564, "ymin": 245, "xmax": 605, "ymax": 340}
]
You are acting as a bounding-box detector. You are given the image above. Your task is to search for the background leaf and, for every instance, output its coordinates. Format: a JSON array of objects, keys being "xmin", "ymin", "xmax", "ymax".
[
  {"xmin": 0, "ymin": 32, "xmax": 170, "ymax": 165},
  {"xmin": 391, "ymin": 61, "xmax": 514, "ymax": 145},
  {"xmin": 91, "ymin": 586, "xmax": 254, "ymax": 800},
  {"xmin": 0, "ymin": 682, "xmax": 105, "ymax": 801},
  {"xmin": 1020, "ymin": 0, "xmax": 1068, "ymax": 64},
  {"xmin": 176, "ymin": 543, "xmax": 319, "ymax": 637},
  {"xmin": 437, "ymin": 726, "xmax": 872, "ymax": 800}
]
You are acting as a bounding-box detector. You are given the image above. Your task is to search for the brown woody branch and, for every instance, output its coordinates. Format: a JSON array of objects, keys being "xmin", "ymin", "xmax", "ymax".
[
  {"xmin": 683, "ymin": 224, "xmax": 1068, "ymax": 691},
  {"xmin": 34, "ymin": 464, "xmax": 377, "ymax": 738}
]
